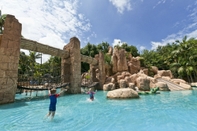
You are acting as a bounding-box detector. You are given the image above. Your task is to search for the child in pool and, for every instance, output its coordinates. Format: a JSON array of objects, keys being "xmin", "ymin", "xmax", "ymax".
[
  {"xmin": 87, "ymin": 88, "xmax": 95, "ymax": 101},
  {"xmin": 46, "ymin": 88, "xmax": 67, "ymax": 120}
]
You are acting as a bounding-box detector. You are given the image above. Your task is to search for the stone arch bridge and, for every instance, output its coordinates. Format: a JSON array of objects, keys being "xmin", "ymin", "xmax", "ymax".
[{"xmin": 0, "ymin": 15, "xmax": 105, "ymax": 104}]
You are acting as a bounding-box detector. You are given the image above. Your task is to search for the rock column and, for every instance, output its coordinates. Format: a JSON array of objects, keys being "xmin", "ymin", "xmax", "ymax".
[
  {"xmin": 98, "ymin": 51, "xmax": 106, "ymax": 90},
  {"xmin": 0, "ymin": 15, "xmax": 21, "ymax": 104},
  {"xmin": 62, "ymin": 37, "xmax": 81, "ymax": 93}
]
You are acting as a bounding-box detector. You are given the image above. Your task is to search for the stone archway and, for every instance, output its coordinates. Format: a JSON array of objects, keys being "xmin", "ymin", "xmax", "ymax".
[{"xmin": 0, "ymin": 14, "xmax": 106, "ymax": 104}]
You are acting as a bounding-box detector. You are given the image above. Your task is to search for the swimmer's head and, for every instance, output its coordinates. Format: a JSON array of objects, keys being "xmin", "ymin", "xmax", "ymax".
[{"xmin": 51, "ymin": 88, "xmax": 56, "ymax": 94}]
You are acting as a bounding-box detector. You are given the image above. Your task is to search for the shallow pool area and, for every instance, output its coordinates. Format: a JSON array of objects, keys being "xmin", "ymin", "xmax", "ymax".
[{"xmin": 1, "ymin": 89, "xmax": 197, "ymax": 131}]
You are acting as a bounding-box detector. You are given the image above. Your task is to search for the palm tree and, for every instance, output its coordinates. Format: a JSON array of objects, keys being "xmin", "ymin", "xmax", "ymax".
[
  {"xmin": 171, "ymin": 36, "xmax": 197, "ymax": 82},
  {"xmin": 28, "ymin": 51, "xmax": 42, "ymax": 76}
]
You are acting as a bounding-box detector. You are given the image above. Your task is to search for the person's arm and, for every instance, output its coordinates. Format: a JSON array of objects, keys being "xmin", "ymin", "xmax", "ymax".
[
  {"xmin": 58, "ymin": 88, "xmax": 67, "ymax": 95},
  {"xmin": 48, "ymin": 88, "xmax": 51, "ymax": 95}
]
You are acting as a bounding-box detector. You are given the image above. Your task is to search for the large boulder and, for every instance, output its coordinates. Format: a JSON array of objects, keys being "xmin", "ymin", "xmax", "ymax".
[
  {"xmin": 155, "ymin": 82, "xmax": 170, "ymax": 91},
  {"xmin": 136, "ymin": 76, "xmax": 150, "ymax": 91},
  {"xmin": 128, "ymin": 57, "xmax": 140, "ymax": 75},
  {"xmin": 119, "ymin": 79, "xmax": 127, "ymax": 88},
  {"xmin": 171, "ymin": 79, "xmax": 187, "ymax": 84},
  {"xmin": 128, "ymin": 83, "xmax": 135, "ymax": 90},
  {"xmin": 147, "ymin": 76, "xmax": 157, "ymax": 88},
  {"xmin": 117, "ymin": 75, "xmax": 125, "ymax": 82},
  {"xmin": 130, "ymin": 74, "xmax": 138, "ymax": 83},
  {"xmin": 103, "ymin": 83, "xmax": 116, "ymax": 91},
  {"xmin": 107, "ymin": 88, "xmax": 139, "ymax": 99},
  {"xmin": 151, "ymin": 66, "xmax": 158, "ymax": 74},
  {"xmin": 179, "ymin": 83, "xmax": 192, "ymax": 90},
  {"xmin": 157, "ymin": 70, "xmax": 173, "ymax": 78},
  {"xmin": 105, "ymin": 76, "xmax": 115, "ymax": 84},
  {"xmin": 128, "ymin": 63, "xmax": 139, "ymax": 74}
]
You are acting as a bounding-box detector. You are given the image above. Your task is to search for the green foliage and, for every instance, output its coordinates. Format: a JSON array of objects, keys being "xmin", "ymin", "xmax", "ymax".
[
  {"xmin": 81, "ymin": 62, "xmax": 89, "ymax": 73},
  {"xmin": 121, "ymin": 43, "xmax": 140, "ymax": 57},
  {"xmin": 97, "ymin": 42, "xmax": 110, "ymax": 54},
  {"xmin": 140, "ymin": 35, "xmax": 197, "ymax": 82},
  {"xmin": 81, "ymin": 42, "xmax": 98, "ymax": 57},
  {"xmin": 85, "ymin": 74, "xmax": 91, "ymax": 80},
  {"xmin": 80, "ymin": 42, "xmax": 99, "ymax": 72},
  {"xmin": 104, "ymin": 54, "xmax": 112, "ymax": 65},
  {"xmin": 18, "ymin": 52, "xmax": 61, "ymax": 79},
  {"xmin": 80, "ymin": 42, "xmax": 110, "ymax": 72},
  {"xmin": 138, "ymin": 57, "xmax": 146, "ymax": 68},
  {"xmin": 0, "ymin": 14, "xmax": 7, "ymax": 34}
]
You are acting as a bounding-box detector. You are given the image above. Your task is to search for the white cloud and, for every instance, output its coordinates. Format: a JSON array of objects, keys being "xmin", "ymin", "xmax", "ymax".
[
  {"xmin": 0, "ymin": 0, "xmax": 91, "ymax": 62},
  {"xmin": 151, "ymin": 41, "xmax": 166, "ymax": 50},
  {"xmin": 112, "ymin": 39, "xmax": 123, "ymax": 47},
  {"xmin": 151, "ymin": 2, "xmax": 197, "ymax": 50},
  {"xmin": 109, "ymin": 0, "xmax": 132, "ymax": 14},
  {"xmin": 139, "ymin": 46, "xmax": 146, "ymax": 52},
  {"xmin": 153, "ymin": 0, "xmax": 166, "ymax": 9},
  {"xmin": 151, "ymin": 29, "xmax": 197, "ymax": 50}
]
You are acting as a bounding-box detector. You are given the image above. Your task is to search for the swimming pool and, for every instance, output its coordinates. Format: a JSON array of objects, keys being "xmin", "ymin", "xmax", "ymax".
[{"xmin": 1, "ymin": 89, "xmax": 197, "ymax": 131}]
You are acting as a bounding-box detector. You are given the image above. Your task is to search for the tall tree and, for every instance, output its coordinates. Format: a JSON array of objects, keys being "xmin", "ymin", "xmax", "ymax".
[
  {"xmin": 171, "ymin": 36, "xmax": 197, "ymax": 82},
  {"xmin": 97, "ymin": 42, "xmax": 110, "ymax": 54}
]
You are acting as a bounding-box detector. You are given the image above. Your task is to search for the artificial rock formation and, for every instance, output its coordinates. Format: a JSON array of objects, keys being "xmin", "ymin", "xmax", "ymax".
[
  {"xmin": 62, "ymin": 37, "xmax": 81, "ymax": 93},
  {"xmin": 107, "ymin": 88, "xmax": 139, "ymax": 99},
  {"xmin": 156, "ymin": 70, "xmax": 173, "ymax": 78},
  {"xmin": 112, "ymin": 48, "xmax": 128, "ymax": 73},
  {"xmin": 98, "ymin": 52, "xmax": 106, "ymax": 90},
  {"xmin": 155, "ymin": 82, "xmax": 170, "ymax": 91},
  {"xmin": 128, "ymin": 57, "xmax": 141, "ymax": 74},
  {"xmin": 136, "ymin": 76, "xmax": 150, "ymax": 91},
  {"xmin": 0, "ymin": 15, "xmax": 21, "ymax": 104}
]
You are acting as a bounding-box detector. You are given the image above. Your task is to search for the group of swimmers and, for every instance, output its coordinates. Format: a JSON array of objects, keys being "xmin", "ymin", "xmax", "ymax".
[{"xmin": 46, "ymin": 87, "xmax": 95, "ymax": 120}]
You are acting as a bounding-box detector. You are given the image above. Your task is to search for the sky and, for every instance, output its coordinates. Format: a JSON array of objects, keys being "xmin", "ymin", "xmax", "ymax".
[{"xmin": 1, "ymin": 0, "xmax": 197, "ymax": 62}]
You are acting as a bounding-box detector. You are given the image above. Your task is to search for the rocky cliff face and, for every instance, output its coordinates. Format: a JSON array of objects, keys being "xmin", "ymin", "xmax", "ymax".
[
  {"xmin": 102, "ymin": 47, "xmax": 191, "ymax": 92},
  {"xmin": 112, "ymin": 48, "xmax": 128, "ymax": 73}
]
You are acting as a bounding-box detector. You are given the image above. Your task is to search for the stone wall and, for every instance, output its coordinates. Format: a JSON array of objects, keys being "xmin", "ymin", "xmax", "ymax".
[{"xmin": 0, "ymin": 15, "xmax": 21, "ymax": 104}]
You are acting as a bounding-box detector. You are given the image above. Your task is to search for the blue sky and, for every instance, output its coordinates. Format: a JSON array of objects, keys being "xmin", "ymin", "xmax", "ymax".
[{"xmin": 1, "ymin": 0, "xmax": 197, "ymax": 61}]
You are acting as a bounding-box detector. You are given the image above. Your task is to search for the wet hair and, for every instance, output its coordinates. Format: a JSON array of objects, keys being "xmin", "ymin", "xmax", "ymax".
[{"xmin": 51, "ymin": 88, "xmax": 56, "ymax": 94}]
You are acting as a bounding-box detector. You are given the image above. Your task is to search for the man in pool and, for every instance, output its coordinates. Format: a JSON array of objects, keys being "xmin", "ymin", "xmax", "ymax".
[
  {"xmin": 87, "ymin": 88, "xmax": 95, "ymax": 101},
  {"xmin": 46, "ymin": 88, "xmax": 67, "ymax": 120}
]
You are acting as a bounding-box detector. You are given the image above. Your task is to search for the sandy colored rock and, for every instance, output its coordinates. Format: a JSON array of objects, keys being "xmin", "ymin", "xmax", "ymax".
[
  {"xmin": 136, "ymin": 76, "xmax": 150, "ymax": 91},
  {"xmin": 151, "ymin": 66, "xmax": 158, "ymax": 74},
  {"xmin": 128, "ymin": 83, "xmax": 135, "ymax": 90},
  {"xmin": 157, "ymin": 70, "xmax": 173, "ymax": 78},
  {"xmin": 179, "ymin": 82, "xmax": 192, "ymax": 90},
  {"xmin": 119, "ymin": 79, "xmax": 127, "ymax": 88},
  {"xmin": 103, "ymin": 83, "xmax": 115, "ymax": 91},
  {"xmin": 105, "ymin": 76, "xmax": 115, "ymax": 84},
  {"xmin": 155, "ymin": 82, "xmax": 170, "ymax": 91},
  {"xmin": 107, "ymin": 46, "xmax": 113, "ymax": 56},
  {"xmin": 130, "ymin": 74, "xmax": 138, "ymax": 83},
  {"xmin": 107, "ymin": 88, "xmax": 139, "ymax": 99},
  {"xmin": 112, "ymin": 48, "xmax": 128, "ymax": 73},
  {"xmin": 171, "ymin": 79, "xmax": 187, "ymax": 84},
  {"xmin": 128, "ymin": 57, "xmax": 140, "ymax": 75}
]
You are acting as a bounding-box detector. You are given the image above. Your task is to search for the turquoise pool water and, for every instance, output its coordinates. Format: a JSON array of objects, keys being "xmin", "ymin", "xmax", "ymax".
[{"xmin": 1, "ymin": 89, "xmax": 197, "ymax": 131}]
